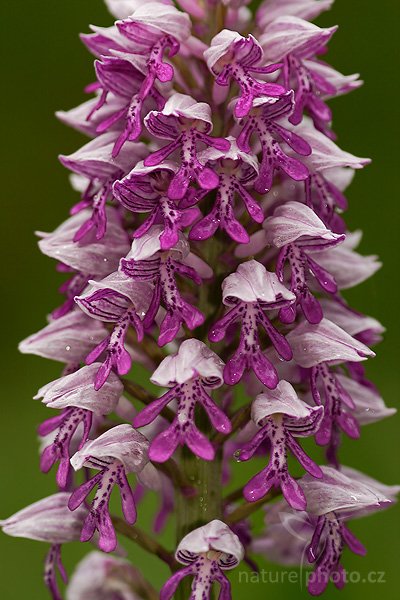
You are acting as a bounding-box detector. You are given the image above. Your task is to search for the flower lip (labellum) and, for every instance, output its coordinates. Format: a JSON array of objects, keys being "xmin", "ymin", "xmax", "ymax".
[
  {"xmin": 34, "ymin": 364, "xmax": 124, "ymax": 488},
  {"xmin": 75, "ymin": 271, "xmax": 152, "ymax": 388},
  {"xmin": 190, "ymin": 137, "xmax": 265, "ymax": 244}
]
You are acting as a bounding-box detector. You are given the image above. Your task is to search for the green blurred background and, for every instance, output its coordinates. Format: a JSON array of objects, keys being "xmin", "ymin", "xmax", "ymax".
[{"xmin": 0, "ymin": 0, "xmax": 399, "ymax": 598}]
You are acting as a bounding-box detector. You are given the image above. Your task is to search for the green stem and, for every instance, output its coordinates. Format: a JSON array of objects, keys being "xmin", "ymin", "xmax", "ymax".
[{"xmin": 175, "ymin": 445, "xmax": 223, "ymax": 599}]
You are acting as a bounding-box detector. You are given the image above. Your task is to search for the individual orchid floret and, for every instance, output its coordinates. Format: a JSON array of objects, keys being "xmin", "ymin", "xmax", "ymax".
[
  {"xmin": 37, "ymin": 206, "xmax": 130, "ymax": 278},
  {"xmin": 34, "ymin": 364, "xmax": 123, "ymax": 488},
  {"xmin": 66, "ymin": 551, "xmax": 147, "ymax": 600},
  {"xmin": 119, "ymin": 226, "xmax": 212, "ymax": 346},
  {"xmin": 109, "ymin": 3, "xmax": 191, "ymax": 150},
  {"xmin": 88, "ymin": 53, "xmax": 163, "ymax": 147},
  {"xmin": 161, "ymin": 519, "xmax": 244, "ymax": 600},
  {"xmin": 293, "ymin": 122, "xmax": 370, "ymax": 230},
  {"xmin": 19, "ymin": 311, "xmax": 107, "ymax": 368},
  {"xmin": 209, "ymin": 260, "xmax": 295, "ymax": 388},
  {"xmin": 189, "ymin": 137, "xmax": 263, "ymax": 243},
  {"xmin": 204, "ymin": 30, "xmax": 285, "ymax": 118},
  {"xmin": 264, "ymin": 201, "xmax": 345, "ymax": 323},
  {"xmin": 143, "ymin": 94, "xmax": 231, "ymax": 200},
  {"xmin": 37, "ymin": 207, "xmax": 131, "ymax": 318},
  {"xmin": 287, "ymin": 318, "xmax": 375, "ymax": 462},
  {"xmin": 1, "ymin": 493, "xmax": 87, "ymax": 600},
  {"xmin": 59, "ymin": 133, "xmax": 146, "ymax": 240},
  {"xmin": 113, "ymin": 160, "xmax": 199, "ymax": 250},
  {"xmin": 69, "ymin": 424, "xmax": 149, "ymax": 552},
  {"xmin": 134, "ymin": 339, "xmax": 230, "ymax": 461},
  {"xmin": 236, "ymin": 92, "xmax": 311, "ymax": 194},
  {"xmin": 257, "ymin": 0, "xmax": 334, "ymax": 29},
  {"xmin": 75, "ymin": 271, "xmax": 152, "ymax": 389},
  {"xmin": 236, "ymin": 380, "xmax": 323, "ymax": 510},
  {"xmin": 300, "ymin": 466, "xmax": 398, "ymax": 595},
  {"xmin": 260, "ymin": 17, "xmax": 338, "ymax": 135}
]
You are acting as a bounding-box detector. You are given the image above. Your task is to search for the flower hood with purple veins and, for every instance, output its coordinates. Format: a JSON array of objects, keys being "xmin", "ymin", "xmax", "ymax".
[
  {"xmin": 264, "ymin": 201, "xmax": 344, "ymax": 249},
  {"xmin": 190, "ymin": 137, "xmax": 263, "ymax": 244},
  {"xmin": 294, "ymin": 121, "xmax": 370, "ymax": 173},
  {"xmin": 0, "ymin": 493, "xmax": 87, "ymax": 543},
  {"xmin": 235, "ymin": 92, "xmax": 312, "ymax": 194},
  {"xmin": 310, "ymin": 230, "xmax": 382, "ymax": 290},
  {"xmin": 56, "ymin": 93, "xmax": 128, "ymax": 138},
  {"xmin": 144, "ymin": 93, "xmax": 231, "ymax": 199},
  {"xmin": 37, "ymin": 207, "xmax": 130, "ymax": 278},
  {"xmin": 209, "ymin": 260, "xmax": 295, "ymax": 388},
  {"xmin": 34, "ymin": 364, "xmax": 124, "ymax": 488},
  {"xmin": 256, "ymin": 0, "xmax": 333, "ymax": 29},
  {"xmin": 69, "ymin": 424, "xmax": 149, "ymax": 553},
  {"xmin": 66, "ymin": 551, "xmax": 144, "ymax": 600},
  {"xmin": 263, "ymin": 202, "xmax": 344, "ymax": 324},
  {"xmin": 134, "ymin": 339, "xmax": 231, "ymax": 462},
  {"xmin": 260, "ymin": 17, "xmax": 337, "ymax": 63},
  {"xmin": 34, "ymin": 364, "xmax": 123, "ymax": 413},
  {"xmin": 318, "ymin": 298, "xmax": 385, "ymax": 346},
  {"xmin": 116, "ymin": 2, "xmax": 191, "ymax": 46},
  {"xmin": 119, "ymin": 226, "xmax": 212, "ymax": 346},
  {"xmin": 236, "ymin": 380, "xmax": 323, "ymax": 510},
  {"xmin": 59, "ymin": 132, "xmax": 146, "ymax": 183},
  {"xmin": 204, "ymin": 29, "xmax": 285, "ymax": 118},
  {"xmin": 19, "ymin": 311, "xmax": 107, "ymax": 366},
  {"xmin": 332, "ymin": 374, "xmax": 396, "ymax": 426},
  {"xmin": 287, "ymin": 318, "xmax": 375, "ymax": 369},
  {"xmin": 161, "ymin": 520, "xmax": 244, "ymax": 600},
  {"xmin": 113, "ymin": 160, "xmax": 200, "ymax": 250},
  {"xmin": 75, "ymin": 271, "xmax": 152, "ymax": 389}
]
